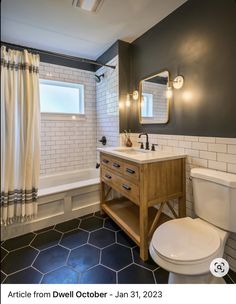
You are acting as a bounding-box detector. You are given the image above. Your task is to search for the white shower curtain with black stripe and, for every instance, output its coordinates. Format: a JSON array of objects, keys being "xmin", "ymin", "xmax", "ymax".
[{"xmin": 1, "ymin": 46, "xmax": 40, "ymax": 225}]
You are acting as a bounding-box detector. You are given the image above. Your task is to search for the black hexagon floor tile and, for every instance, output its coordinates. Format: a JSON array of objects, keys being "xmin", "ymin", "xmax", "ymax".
[
  {"xmin": 118, "ymin": 264, "xmax": 155, "ymax": 284},
  {"xmin": 80, "ymin": 217, "xmax": 104, "ymax": 232},
  {"xmin": 35, "ymin": 225, "xmax": 55, "ymax": 234},
  {"xmin": 4, "ymin": 267, "xmax": 42, "ymax": 284},
  {"xmin": 117, "ymin": 230, "xmax": 136, "ymax": 248},
  {"xmin": 101, "ymin": 244, "xmax": 132, "ymax": 271},
  {"xmin": 41, "ymin": 266, "xmax": 80, "ymax": 284},
  {"xmin": 154, "ymin": 267, "xmax": 169, "ymax": 284},
  {"xmin": 31, "ymin": 230, "xmax": 62, "ymax": 250},
  {"xmin": 67, "ymin": 244, "xmax": 100, "ymax": 272},
  {"xmin": 132, "ymin": 246, "xmax": 158, "ymax": 271},
  {"xmin": 2, "ymin": 233, "xmax": 35, "ymax": 251},
  {"xmin": 80, "ymin": 265, "xmax": 116, "ymax": 284},
  {"xmin": 104, "ymin": 218, "xmax": 121, "ymax": 231},
  {"xmin": 94, "ymin": 211, "xmax": 109, "ymax": 219},
  {"xmin": 89, "ymin": 228, "xmax": 115, "ymax": 249},
  {"xmin": 33, "ymin": 245, "xmax": 69, "ymax": 273},
  {"xmin": 78, "ymin": 213, "xmax": 94, "ymax": 220},
  {"xmin": 1, "ymin": 247, "xmax": 8, "ymax": 261},
  {"xmin": 55, "ymin": 219, "xmax": 80, "ymax": 233},
  {"xmin": 1, "ymin": 271, "xmax": 6, "ymax": 283},
  {"xmin": 60, "ymin": 229, "xmax": 89, "ymax": 249},
  {"xmin": 1, "ymin": 246, "xmax": 38, "ymax": 275}
]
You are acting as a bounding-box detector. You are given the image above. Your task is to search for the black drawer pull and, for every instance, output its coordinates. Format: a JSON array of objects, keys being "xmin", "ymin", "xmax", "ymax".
[
  {"xmin": 113, "ymin": 162, "xmax": 121, "ymax": 168},
  {"xmin": 122, "ymin": 184, "xmax": 131, "ymax": 191},
  {"xmin": 105, "ymin": 174, "xmax": 112, "ymax": 179},
  {"xmin": 102, "ymin": 159, "xmax": 109, "ymax": 164},
  {"xmin": 126, "ymin": 168, "xmax": 135, "ymax": 174}
]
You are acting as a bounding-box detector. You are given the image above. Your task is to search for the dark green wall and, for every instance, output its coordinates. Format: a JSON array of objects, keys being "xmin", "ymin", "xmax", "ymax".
[{"xmin": 128, "ymin": 0, "xmax": 236, "ymax": 137}]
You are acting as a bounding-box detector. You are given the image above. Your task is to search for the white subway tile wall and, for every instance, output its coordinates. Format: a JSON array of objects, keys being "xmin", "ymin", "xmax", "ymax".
[
  {"xmin": 96, "ymin": 56, "xmax": 119, "ymax": 150},
  {"xmin": 127, "ymin": 133, "xmax": 236, "ymax": 271},
  {"xmin": 39, "ymin": 62, "xmax": 97, "ymax": 175}
]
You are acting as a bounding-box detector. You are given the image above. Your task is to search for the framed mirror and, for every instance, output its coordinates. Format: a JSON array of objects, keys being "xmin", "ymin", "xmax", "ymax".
[{"xmin": 139, "ymin": 70, "xmax": 170, "ymax": 124}]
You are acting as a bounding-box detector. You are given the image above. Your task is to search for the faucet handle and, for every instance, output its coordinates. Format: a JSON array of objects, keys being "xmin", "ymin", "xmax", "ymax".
[
  {"xmin": 151, "ymin": 143, "xmax": 159, "ymax": 151},
  {"xmin": 138, "ymin": 141, "xmax": 144, "ymax": 149}
]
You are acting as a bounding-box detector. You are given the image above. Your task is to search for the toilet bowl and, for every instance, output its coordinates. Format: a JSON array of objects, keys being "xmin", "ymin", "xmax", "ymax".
[
  {"xmin": 150, "ymin": 217, "xmax": 229, "ymax": 283},
  {"xmin": 149, "ymin": 168, "xmax": 236, "ymax": 284}
]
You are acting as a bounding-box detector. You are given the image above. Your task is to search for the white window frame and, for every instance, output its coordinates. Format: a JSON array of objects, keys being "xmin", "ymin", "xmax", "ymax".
[
  {"xmin": 141, "ymin": 93, "xmax": 153, "ymax": 117},
  {"xmin": 40, "ymin": 79, "xmax": 85, "ymax": 121}
]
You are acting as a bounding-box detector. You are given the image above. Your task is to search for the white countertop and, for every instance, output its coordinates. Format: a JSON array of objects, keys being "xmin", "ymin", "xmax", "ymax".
[{"xmin": 97, "ymin": 147, "xmax": 186, "ymax": 164}]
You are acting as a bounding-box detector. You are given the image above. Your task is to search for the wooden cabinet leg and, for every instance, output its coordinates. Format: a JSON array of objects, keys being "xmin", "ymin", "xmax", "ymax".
[
  {"xmin": 178, "ymin": 196, "xmax": 186, "ymax": 218},
  {"xmin": 139, "ymin": 205, "xmax": 149, "ymax": 261}
]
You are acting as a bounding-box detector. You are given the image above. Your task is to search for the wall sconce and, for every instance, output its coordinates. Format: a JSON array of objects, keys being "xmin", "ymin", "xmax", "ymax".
[
  {"xmin": 172, "ymin": 75, "xmax": 184, "ymax": 89},
  {"xmin": 132, "ymin": 90, "xmax": 139, "ymax": 100},
  {"xmin": 166, "ymin": 75, "xmax": 184, "ymax": 98}
]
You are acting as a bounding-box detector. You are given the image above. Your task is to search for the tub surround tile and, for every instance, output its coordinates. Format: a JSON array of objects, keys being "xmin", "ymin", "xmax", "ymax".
[
  {"xmin": 31, "ymin": 230, "xmax": 62, "ymax": 250},
  {"xmin": 41, "ymin": 266, "xmax": 79, "ymax": 284},
  {"xmin": 1, "ymin": 214, "xmax": 235, "ymax": 284},
  {"xmin": 1, "ymin": 246, "xmax": 39, "ymax": 275},
  {"xmin": 33, "ymin": 245, "xmax": 69, "ymax": 273},
  {"xmin": 55, "ymin": 219, "xmax": 80, "ymax": 233},
  {"xmin": 80, "ymin": 265, "xmax": 116, "ymax": 284},
  {"xmin": 4, "ymin": 267, "xmax": 42, "ymax": 284},
  {"xmin": 59, "ymin": 229, "xmax": 89, "ymax": 249},
  {"xmin": 2, "ymin": 232, "xmax": 35, "ymax": 251},
  {"xmin": 118, "ymin": 264, "xmax": 155, "ymax": 284}
]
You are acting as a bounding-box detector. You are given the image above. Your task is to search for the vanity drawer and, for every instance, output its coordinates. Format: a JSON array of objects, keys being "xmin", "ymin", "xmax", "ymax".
[
  {"xmin": 101, "ymin": 154, "xmax": 113, "ymax": 168},
  {"xmin": 113, "ymin": 174, "xmax": 140, "ymax": 205},
  {"xmin": 101, "ymin": 168, "xmax": 114, "ymax": 186},
  {"xmin": 123, "ymin": 162, "xmax": 140, "ymax": 182}
]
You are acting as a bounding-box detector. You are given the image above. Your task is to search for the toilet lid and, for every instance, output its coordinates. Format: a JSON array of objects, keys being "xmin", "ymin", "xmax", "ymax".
[{"xmin": 152, "ymin": 217, "xmax": 221, "ymax": 262}]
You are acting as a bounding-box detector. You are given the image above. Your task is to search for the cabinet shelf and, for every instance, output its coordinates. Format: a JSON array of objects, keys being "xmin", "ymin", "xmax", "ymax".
[{"xmin": 102, "ymin": 197, "xmax": 170, "ymax": 246}]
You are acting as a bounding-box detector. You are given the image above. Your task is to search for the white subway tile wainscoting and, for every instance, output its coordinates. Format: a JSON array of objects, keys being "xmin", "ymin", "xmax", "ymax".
[{"xmin": 127, "ymin": 133, "xmax": 236, "ymax": 272}]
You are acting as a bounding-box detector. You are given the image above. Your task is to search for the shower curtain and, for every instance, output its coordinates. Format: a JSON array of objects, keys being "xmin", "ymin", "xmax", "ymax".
[{"xmin": 1, "ymin": 46, "xmax": 40, "ymax": 225}]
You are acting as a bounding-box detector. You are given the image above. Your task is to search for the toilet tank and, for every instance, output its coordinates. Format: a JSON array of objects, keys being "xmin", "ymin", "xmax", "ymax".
[{"xmin": 191, "ymin": 168, "xmax": 236, "ymax": 233}]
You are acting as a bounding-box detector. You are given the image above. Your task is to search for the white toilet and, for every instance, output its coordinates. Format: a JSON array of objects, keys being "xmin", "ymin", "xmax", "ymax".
[{"xmin": 149, "ymin": 168, "xmax": 236, "ymax": 284}]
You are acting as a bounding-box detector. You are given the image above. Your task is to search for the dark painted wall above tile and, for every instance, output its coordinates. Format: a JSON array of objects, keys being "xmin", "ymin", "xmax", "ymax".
[{"xmin": 128, "ymin": 0, "xmax": 236, "ymax": 137}]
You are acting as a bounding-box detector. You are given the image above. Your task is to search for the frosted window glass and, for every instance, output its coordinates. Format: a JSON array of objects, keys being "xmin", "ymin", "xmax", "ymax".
[{"xmin": 40, "ymin": 80, "xmax": 84, "ymax": 114}]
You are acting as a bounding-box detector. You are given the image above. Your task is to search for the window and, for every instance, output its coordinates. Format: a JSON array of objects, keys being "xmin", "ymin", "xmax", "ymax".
[
  {"xmin": 141, "ymin": 93, "xmax": 153, "ymax": 117},
  {"xmin": 40, "ymin": 79, "xmax": 84, "ymax": 115}
]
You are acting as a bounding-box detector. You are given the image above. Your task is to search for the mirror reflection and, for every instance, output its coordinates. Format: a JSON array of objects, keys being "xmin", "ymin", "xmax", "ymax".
[{"xmin": 139, "ymin": 70, "xmax": 169, "ymax": 124}]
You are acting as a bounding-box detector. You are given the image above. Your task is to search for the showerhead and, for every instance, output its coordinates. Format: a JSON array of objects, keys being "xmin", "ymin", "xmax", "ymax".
[{"xmin": 94, "ymin": 73, "xmax": 104, "ymax": 83}]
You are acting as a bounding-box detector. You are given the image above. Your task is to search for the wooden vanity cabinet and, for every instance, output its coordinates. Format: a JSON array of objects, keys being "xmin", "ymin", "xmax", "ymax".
[{"xmin": 100, "ymin": 152, "xmax": 186, "ymax": 261}]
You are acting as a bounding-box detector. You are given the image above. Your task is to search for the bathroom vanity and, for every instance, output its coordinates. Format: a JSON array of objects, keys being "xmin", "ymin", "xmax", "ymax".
[{"xmin": 98, "ymin": 147, "xmax": 186, "ymax": 261}]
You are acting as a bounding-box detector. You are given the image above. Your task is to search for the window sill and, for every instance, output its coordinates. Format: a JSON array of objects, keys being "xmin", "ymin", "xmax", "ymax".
[{"xmin": 41, "ymin": 113, "xmax": 86, "ymax": 121}]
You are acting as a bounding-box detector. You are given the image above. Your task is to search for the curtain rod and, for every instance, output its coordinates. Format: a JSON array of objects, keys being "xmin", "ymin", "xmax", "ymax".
[{"xmin": 1, "ymin": 41, "xmax": 116, "ymax": 70}]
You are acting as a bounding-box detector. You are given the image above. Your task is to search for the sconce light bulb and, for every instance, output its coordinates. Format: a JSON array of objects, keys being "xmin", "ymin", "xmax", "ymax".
[
  {"xmin": 132, "ymin": 90, "xmax": 139, "ymax": 100},
  {"xmin": 173, "ymin": 75, "xmax": 184, "ymax": 89},
  {"xmin": 166, "ymin": 86, "xmax": 173, "ymax": 98}
]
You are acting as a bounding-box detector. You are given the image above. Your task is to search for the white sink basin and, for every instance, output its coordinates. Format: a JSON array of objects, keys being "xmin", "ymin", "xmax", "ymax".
[{"xmin": 114, "ymin": 148, "xmax": 151, "ymax": 154}]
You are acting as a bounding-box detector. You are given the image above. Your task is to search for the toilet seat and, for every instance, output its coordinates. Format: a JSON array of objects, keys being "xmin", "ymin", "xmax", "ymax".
[{"xmin": 150, "ymin": 217, "xmax": 223, "ymax": 275}]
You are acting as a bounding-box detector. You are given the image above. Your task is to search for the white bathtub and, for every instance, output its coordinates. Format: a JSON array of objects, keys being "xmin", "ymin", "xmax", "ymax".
[
  {"xmin": 2, "ymin": 168, "xmax": 101, "ymax": 240},
  {"xmin": 39, "ymin": 168, "xmax": 100, "ymax": 196}
]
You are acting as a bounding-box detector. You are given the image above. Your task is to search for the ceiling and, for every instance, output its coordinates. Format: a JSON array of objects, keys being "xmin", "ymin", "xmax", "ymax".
[{"xmin": 1, "ymin": 0, "xmax": 187, "ymax": 60}]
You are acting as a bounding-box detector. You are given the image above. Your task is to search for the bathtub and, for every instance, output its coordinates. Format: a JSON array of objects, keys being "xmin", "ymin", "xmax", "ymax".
[
  {"xmin": 2, "ymin": 168, "xmax": 101, "ymax": 240},
  {"xmin": 39, "ymin": 168, "xmax": 100, "ymax": 196}
]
